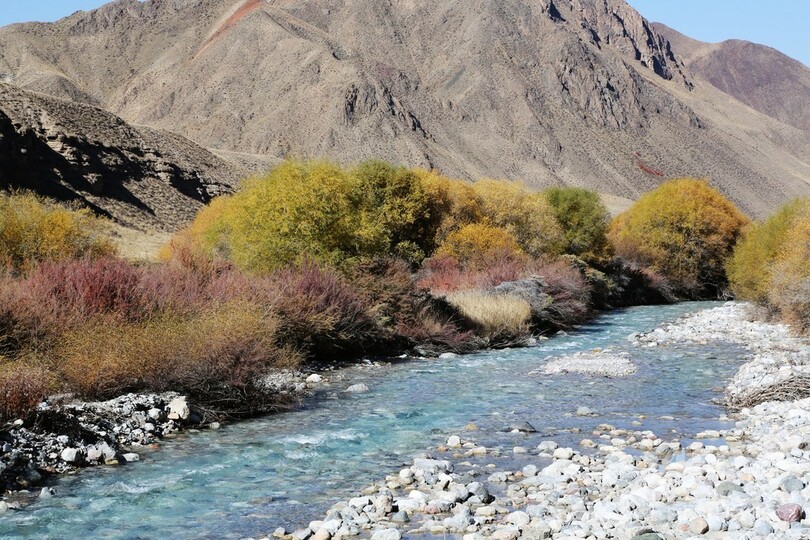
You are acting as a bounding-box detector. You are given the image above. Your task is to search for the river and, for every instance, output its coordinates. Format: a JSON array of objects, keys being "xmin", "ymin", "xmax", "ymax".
[{"xmin": 0, "ymin": 302, "xmax": 747, "ymax": 539}]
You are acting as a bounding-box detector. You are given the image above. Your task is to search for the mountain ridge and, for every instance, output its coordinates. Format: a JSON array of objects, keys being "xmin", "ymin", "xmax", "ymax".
[
  {"xmin": 654, "ymin": 23, "xmax": 810, "ymax": 134},
  {"xmin": 0, "ymin": 0, "xmax": 808, "ymax": 222},
  {"xmin": 0, "ymin": 82, "xmax": 240, "ymax": 230}
]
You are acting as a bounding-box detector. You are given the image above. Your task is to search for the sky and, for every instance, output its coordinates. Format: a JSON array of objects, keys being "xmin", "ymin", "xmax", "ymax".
[
  {"xmin": 626, "ymin": 0, "xmax": 809, "ymax": 66},
  {"xmin": 0, "ymin": 1, "xmax": 807, "ymax": 66}
]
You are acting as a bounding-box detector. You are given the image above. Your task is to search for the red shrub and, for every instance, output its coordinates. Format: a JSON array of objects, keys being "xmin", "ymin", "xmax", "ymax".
[
  {"xmin": 272, "ymin": 260, "xmax": 378, "ymax": 359},
  {"xmin": 417, "ymin": 253, "xmax": 530, "ymax": 294},
  {"xmin": 534, "ymin": 259, "xmax": 591, "ymax": 327}
]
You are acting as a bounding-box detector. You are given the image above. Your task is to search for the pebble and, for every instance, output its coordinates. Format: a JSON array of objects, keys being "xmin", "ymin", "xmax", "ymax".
[
  {"xmin": 777, "ymin": 503, "xmax": 804, "ymax": 523},
  {"xmin": 370, "ymin": 529, "xmax": 401, "ymax": 540},
  {"xmin": 296, "ymin": 303, "xmax": 810, "ymax": 540},
  {"xmin": 689, "ymin": 517, "xmax": 709, "ymax": 534}
]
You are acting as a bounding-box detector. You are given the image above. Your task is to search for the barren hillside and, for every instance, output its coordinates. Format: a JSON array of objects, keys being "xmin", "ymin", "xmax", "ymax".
[
  {"xmin": 0, "ymin": 0, "xmax": 808, "ymax": 219},
  {"xmin": 655, "ymin": 23, "xmax": 810, "ymax": 134},
  {"xmin": 0, "ymin": 83, "xmax": 239, "ymax": 230}
]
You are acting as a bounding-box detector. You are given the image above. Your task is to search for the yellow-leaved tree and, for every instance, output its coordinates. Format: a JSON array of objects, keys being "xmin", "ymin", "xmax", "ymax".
[
  {"xmin": 726, "ymin": 198, "xmax": 809, "ymax": 304},
  {"xmin": 608, "ymin": 178, "xmax": 749, "ymax": 298},
  {"xmin": 472, "ymin": 179, "xmax": 564, "ymax": 257},
  {"xmin": 203, "ymin": 160, "xmax": 361, "ymax": 273},
  {"xmin": 435, "ymin": 223, "xmax": 524, "ymax": 268},
  {"xmin": 0, "ymin": 192, "xmax": 115, "ymax": 273},
  {"xmin": 768, "ymin": 213, "xmax": 810, "ymax": 330}
]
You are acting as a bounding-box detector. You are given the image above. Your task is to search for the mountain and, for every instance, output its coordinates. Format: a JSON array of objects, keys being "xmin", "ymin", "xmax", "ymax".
[
  {"xmin": 0, "ymin": 0, "xmax": 808, "ymax": 222},
  {"xmin": 0, "ymin": 83, "xmax": 239, "ymax": 230},
  {"xmin": 655, "ymin": 23, "xmax": 810, "ymax": 134}
]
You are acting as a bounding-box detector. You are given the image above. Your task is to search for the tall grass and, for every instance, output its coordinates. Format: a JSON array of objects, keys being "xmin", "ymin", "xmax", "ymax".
[
  {"xmin": 445, "ymin": 291, "xmax": 531, "ymax": 345},
  {"xmin": 0, "ymin": 361, "xmax": 53, "ymax": 422}
]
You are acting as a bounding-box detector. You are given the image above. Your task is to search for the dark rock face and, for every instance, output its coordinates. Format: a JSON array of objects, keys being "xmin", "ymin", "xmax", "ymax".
[{"xmin": 0, "ymin": 84, "xmax": 237, "ymax": 230}]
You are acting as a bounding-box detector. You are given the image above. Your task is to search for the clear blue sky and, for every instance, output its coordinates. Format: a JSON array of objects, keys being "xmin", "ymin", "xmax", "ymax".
[{"xmin": 0, "ymin": 1, "xmax": 808, "ymax": 66}]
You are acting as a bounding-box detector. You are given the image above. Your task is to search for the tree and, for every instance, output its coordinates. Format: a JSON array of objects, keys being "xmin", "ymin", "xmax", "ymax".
[
  {"xmin": 608, "ymin": 178, "xmax": 749, "ymax": 298},
  {"xmin": 472, "ymin": 179, "xmax": 564, "ymax": 257},
  {"xmin": 435, "ymin": 223, "xmax": 523, "ymax": 268},
  {"xmin": 544, "ymin": 187, "xmax": 611, "ymax": 259},
  {"xmin": 726, "ymin": 198, "xmax": 809, "ymax": 303},
  {"xmin": 352, "ymin": 161, "xmax": 441, "ymax": 263},
  {"xmin": 768, "ymin": 213, "xmax": 810, "ymax": 330},
  {"xmin": 208, "ymin": 160, "xmax": 361, "ymax": 273}
]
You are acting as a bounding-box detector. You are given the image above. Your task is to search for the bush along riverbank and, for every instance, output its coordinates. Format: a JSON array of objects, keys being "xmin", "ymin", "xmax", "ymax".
[
  {"xmin": 0, "ymin": 169, "xmax": 754, "ymax": 496},
  {"xmin": 281, "ymin": 303, "xmax": 810, "ymax": 540}
]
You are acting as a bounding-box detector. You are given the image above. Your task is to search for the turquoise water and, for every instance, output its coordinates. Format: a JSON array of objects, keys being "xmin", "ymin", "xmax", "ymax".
[{"xmin": 0, "ymin": 302, "xmax": 746, "ymax": 539}]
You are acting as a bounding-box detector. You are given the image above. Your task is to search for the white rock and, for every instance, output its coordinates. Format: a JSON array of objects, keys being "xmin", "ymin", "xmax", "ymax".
[
  {"xmin": 167, "ymin": 396, "xmax": 190, "ymax": 421},
  {"xmin": 370, "ymin": 529, "xmax": 401, "ymax": 540},
  {"xmin": 60, "ymin": 448, "xmax": 81, "ymax": 463}
]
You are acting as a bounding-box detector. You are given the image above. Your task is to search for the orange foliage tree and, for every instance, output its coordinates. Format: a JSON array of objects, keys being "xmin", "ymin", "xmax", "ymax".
[{"xmin": 608, "ymin": 179, "xmax": 749, "ymax": 298}]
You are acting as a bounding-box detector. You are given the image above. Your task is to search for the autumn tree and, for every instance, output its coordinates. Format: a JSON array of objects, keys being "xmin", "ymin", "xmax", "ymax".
[
  {"xmin": 472, "ymin": 179, "xmax": 564, "ymax": 257},
  {"xmin": 608, "ymin": 179, "xmax": 749, "ymax": 298},
  {"xmin": 544, "ymin": 187, "xmax": 611, "ymax": 259},
  {"xmin": 726, "ymin": 198, "xmax": 809, "ymax": 303}
]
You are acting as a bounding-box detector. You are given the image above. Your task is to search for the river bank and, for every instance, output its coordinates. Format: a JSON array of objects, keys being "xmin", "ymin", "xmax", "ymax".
[
  {"xmin": 0, "ymin": 257, "xmax": 671, "ymax": 498},
  {"xmin": 280, "ymin": 302, "xmax": 810, "ymax": 540}
]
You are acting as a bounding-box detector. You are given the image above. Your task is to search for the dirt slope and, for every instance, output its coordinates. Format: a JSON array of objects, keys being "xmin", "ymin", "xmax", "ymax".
[{"xmin": 0, "ymin": 0, "xmax": 807, "ymax": 219}]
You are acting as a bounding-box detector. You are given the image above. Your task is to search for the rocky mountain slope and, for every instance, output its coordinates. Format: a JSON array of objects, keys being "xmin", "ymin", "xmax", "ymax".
[
  {"xmin": 0, "ymin": 0, "xmax": 808, "ymax": 220},
  {"xmin": 0, "ymin": 83, "xmax": 239, "ymax": 230},
  {"xmin": 655, "ymin": 23, "xmax": 810, "ymax": 134}
]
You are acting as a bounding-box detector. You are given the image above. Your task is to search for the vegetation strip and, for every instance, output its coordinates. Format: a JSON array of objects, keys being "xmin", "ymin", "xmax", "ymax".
[{"xmin": 2, "ymin": 161, "xmax": 808, "ymax": 505}]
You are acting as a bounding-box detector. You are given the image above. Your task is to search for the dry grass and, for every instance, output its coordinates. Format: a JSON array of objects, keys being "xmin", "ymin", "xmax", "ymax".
[
  {"xmin": 110, "ymin": 224, "xmax": 172, "ymax": 262},
  {"xmin": 0, "ymin": 360, "xmax": 53, "ymax": 422},
  {"xmin": 55, "ymin": 302, "xmax": 301, "ymax": 413},
  {"xmin": 445, "ymin": 291, "xmax": 531, "ymax": 345}
]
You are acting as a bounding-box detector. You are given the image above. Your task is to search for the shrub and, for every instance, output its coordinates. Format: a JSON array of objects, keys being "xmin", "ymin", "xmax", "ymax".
[
  {"xmin": 768, "ymin": 215, "xmax": 810, "ymax": 331},
  {"xmin": 416, "ymin": 254, "xmax": 532, "ymax": 294},
  {"xmin": 544, "ymin": 187, "xmax": 611, "ymax": 259},
  {"xmin": 727, "ymin": 198, "xmax": 809, "ymax": 303},
  {"xmin": 0, "ymin": 192, "xmax": 115, "ymax": 273},
  {"xmin": 445, "ymin": 291, "xmax": 531, "ymax": 345},
  {"xmin": 0, "ymin": 361, "xmax": 53, "ymax": 422},
  {"xmin": 472, "ymin": 179, "xmax": 564, "ymax": 257},
  {"xmin": 608, "ymin": 179, "xmax": 749, "ymax": 298},
  {"xmin": 271, "ymin": 260, "xmax": 379, "ymax": 359},
  {"xmin": 55, "ymin": 303, "xmax": 299, "ymax": 412},
  {"xmin": 159, "ymin": 195, "xmax": 233, "ymax": 268},
  {"xmin": 533, "ymin": 258, "xmax": 592, "ymax": 327},
  {"xmin": 435, "ymin": 223, "xmax": 524, "ymax": 269}
]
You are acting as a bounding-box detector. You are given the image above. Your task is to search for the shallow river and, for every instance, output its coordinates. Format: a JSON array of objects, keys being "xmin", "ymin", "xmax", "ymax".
[{"xmin": 0, "ymin": 302, "xmax": 748, "ymax": 539}]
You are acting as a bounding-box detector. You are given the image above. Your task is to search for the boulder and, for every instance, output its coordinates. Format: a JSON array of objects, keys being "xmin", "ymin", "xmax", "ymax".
[{"xmin": 167, "ymin": 396, "xmax": 190, "ymax": 421}]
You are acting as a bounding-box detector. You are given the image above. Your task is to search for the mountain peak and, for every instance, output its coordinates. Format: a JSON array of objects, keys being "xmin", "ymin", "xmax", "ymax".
[{"xmin": 0, "ymin": 0, "xmax": 808, "ymax": 221}]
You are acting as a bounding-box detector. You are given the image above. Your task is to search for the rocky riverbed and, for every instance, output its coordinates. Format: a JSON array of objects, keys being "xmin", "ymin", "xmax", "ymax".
[
  {"xmin": 275, "ymin": 303, "xmax": 810, "ymax": 540},
  {"xmin": 0, "ymin": 369, "xmax": 316, "ymax": 498}
]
